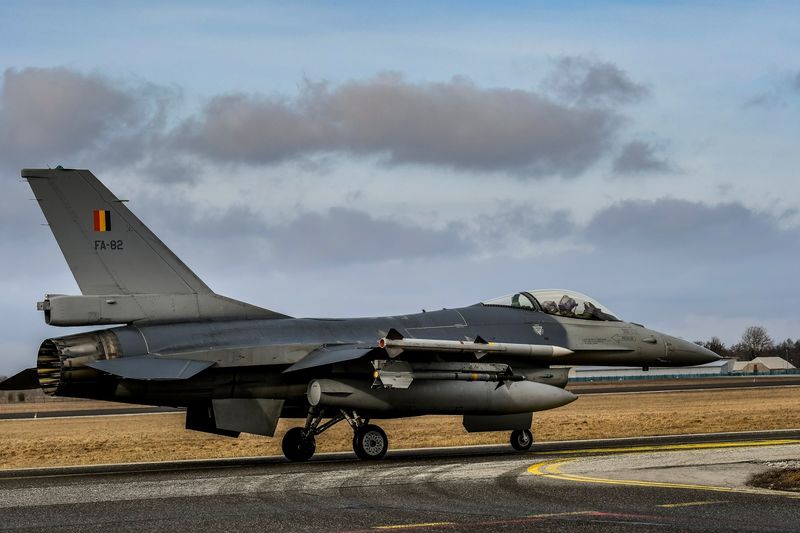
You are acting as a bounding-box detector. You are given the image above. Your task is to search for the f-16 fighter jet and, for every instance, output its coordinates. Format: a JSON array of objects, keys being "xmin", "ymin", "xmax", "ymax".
[{"xmin": 1, "ymin": 168, "xmax": 719, "ymax": 461}]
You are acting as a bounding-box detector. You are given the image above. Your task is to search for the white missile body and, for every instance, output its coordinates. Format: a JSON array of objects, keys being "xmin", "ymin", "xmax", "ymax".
[{"xmin": 378, "ymin": 335, "xmax": 573, "ymax": 359}]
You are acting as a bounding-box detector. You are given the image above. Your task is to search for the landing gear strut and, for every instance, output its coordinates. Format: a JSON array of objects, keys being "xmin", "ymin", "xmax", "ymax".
[
  {"xmin": 282, "ymin": 409, "xmax": 389, "ymax": 462},
  {"xmin": 510, "ymin": 428, "xmax": 533, "ymax": 451}
]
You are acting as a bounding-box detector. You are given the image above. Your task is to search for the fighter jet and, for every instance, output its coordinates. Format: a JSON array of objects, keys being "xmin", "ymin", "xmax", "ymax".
[{"xmin": 1, "ymin": 168, "xmax": 720, "ymax": 461}]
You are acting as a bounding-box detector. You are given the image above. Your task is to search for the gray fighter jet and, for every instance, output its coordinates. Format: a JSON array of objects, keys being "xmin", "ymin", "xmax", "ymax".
[{"xmin": 1, "ymin": 168, "xmax": 719, "ymax": 461}]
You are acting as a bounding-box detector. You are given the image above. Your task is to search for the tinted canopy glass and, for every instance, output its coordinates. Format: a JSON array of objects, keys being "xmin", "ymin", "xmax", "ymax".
[{"xmin": 483, "ymin": 289, "xmax": 620, "ymax": 321}]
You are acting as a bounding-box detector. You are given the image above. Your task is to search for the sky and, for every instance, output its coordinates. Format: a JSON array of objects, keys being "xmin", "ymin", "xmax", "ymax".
[{"xmin": 0, "ymin": 1, "xmax": 799, "ymax": 374}]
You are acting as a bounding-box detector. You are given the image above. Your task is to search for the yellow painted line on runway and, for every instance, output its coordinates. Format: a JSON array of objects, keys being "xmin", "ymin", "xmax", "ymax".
[
  {"xmin": 528, "ymin": 439, "xmax": 800, "ymax": 498},
  {"xmin": 532, "ymin": 438, "xmax": 800, "ymax": 456},
  {"xmin": 529, "ymin": 458, "xmax": 800, "ymax": 497},
  {"xmin": 656, "ymin": 500, "xmax": 727, "ymax": 508},
  {"xmin": 525, "ymin": 511, "xmax": 598, "ymax": 518},
  {"xmin": 373, "ymin": 522, "xmax": 454, "ymax": 530},
  {"xmin": 372, "ymin": 511, "xmax": 599, "ymax": 530}
]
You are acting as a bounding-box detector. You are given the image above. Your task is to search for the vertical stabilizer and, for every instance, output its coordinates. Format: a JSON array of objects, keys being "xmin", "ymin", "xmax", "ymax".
[{"xmin": 24, "ymin": 168, "xmax": 210, "ymax": 295}]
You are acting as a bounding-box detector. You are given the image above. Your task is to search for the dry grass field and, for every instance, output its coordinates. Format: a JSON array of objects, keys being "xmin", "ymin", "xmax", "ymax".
[
  {"xmin": 2, "ymin": 387, "xmax": 800, "ymax": 469},
  {"xmin": 750, "ymin": 468, "xmax": 800, "ymax": 491},
  {"xmin": 0, "ymin": 399, "xmax": 135, "ymax": 414}
]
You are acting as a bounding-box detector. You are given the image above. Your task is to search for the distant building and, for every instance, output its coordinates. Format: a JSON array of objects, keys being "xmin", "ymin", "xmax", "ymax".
[
  {"xmin": 566, "ymin": 359, "xmax": 735, "ymax": 381},
  {"xmin": 732, "ymin": 356, "xmax": 796, "ymax": 373}
]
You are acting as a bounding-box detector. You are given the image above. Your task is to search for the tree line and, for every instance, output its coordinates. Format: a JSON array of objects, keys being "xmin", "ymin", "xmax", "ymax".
[{"xmin": 696, "ymin": 326, "xmax": 800, "ymax": 366}]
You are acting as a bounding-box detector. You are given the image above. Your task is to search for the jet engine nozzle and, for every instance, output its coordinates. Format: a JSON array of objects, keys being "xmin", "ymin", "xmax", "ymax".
[{"xmin": 36, "ymin": 330, "xmax": 121, "ymax": 395}]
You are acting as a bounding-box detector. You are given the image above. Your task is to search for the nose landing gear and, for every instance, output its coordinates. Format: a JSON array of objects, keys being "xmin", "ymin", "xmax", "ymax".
[
  {"xmin": 281, "ymin": 408, "xmax": 389, "ymax": 462},
  {"xmin": 510, "ymin": 428, "xmax": 533, "ymax": 451}
]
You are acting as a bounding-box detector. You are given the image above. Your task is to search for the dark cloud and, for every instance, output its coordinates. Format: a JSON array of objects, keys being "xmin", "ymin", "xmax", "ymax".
[
  {"xmin": 0, "ymin": 67, "xmax": 176, "ymax": 170},
  {"xmin": 141, "ymin": 202, "xmax": 468, "ymax": 270},
  {"xmin": 1, "ymin": 66, "xmax": 660, "ymax": 179},
  {"xmin": 268, "ymin": 207, "xmax": 466, "ymax": 265},
  {"xmin": 172, "ymin": 73, "xmax": 622, "ymax": 177},
  {"xmin": 474, "ymin": 207, "xmax": 575, "ymax": 245},
  {"xmin": 581, "ymin": 198, "xmax": 798, "ymax": 258},
  {"xmin": 612, "ymin": 140, "xmax": 674, "ymax": 175},
  {"xmin": 543, "ymin": 56, "xmax": 649, "ymax": 106}
]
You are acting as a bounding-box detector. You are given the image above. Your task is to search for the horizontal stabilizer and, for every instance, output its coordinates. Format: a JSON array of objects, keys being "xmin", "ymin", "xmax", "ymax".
[
  {"xmin": 88, "ymin": 356, "xmax": 214, "ymax": 380},
  {"xmin": 0, "ymin": 368, "xmax": 39, "ymax": 390},
  {"xmin": 283, "ymin": 344, "xmax": 375, "ymax": 373}
]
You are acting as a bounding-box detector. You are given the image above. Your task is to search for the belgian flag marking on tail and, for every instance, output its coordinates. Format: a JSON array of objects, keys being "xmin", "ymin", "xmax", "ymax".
[{"xmin": 93, "ymin": 210, "xmax": 111, "ymax": 232}]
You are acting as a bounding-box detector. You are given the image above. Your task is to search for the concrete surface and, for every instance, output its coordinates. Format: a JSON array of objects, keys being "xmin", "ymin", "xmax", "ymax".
[{"xmin": 3, "ymin": 431, "xmax": 800, "ymax": 531}]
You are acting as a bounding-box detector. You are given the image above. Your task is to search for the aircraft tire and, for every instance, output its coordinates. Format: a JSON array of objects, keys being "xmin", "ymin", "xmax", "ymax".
[
  {"xmin": 510, "ymin": 429, "xmax": 533, "ymax": 451},
  {"xmin": 353, "ymin": 424, "xmax": 388, "ymax": 460},
  {"xmin": 282, "ymin": 427, "xmax": 316, "ymax": 462}
]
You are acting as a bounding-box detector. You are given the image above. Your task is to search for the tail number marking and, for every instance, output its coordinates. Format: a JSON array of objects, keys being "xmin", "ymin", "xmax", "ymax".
[{"xmin": 94, "ymin": 240, "xmax": 124, "ymax": 251}]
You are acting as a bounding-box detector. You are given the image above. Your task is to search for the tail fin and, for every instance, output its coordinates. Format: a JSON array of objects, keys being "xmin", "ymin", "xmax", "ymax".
[
  {"xmin": 25, "ymin": 167, "xmax": 212, "ymax": 295},
  {"xmin": 24, "ymin": 167, "xmax": 288, "ymax": 324}
]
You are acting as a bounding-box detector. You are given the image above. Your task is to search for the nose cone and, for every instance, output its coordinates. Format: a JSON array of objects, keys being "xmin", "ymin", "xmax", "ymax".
[{"xmin": 666, "ymin": 336, "xmax": 721, "ymax": 366}]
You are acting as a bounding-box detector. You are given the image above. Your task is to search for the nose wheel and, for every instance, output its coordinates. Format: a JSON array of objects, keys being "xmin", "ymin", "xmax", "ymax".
[{"xmin": 510, "ymin": 429, "xmax": 533, "ymax": 451}]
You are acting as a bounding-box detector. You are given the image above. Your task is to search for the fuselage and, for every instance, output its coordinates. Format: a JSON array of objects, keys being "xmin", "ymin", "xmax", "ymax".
[
  {"xmin": 123, "ymin": 303, "xmax": 717, "ymax": 367},
  {"xmin": 39, "ymin": 302, "xmax": 718, "ymax": 409}
]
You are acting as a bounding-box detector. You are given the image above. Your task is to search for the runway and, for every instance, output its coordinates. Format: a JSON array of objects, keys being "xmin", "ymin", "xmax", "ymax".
[{"xmin": 3, "ymin": 430, "xmax": 800, "ymax": 532}]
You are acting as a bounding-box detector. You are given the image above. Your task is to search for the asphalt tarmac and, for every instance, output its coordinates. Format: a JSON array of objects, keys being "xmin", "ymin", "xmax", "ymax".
[{"xmin": 3, "ymin": 430, "xmax": 800, "ymax": 532}]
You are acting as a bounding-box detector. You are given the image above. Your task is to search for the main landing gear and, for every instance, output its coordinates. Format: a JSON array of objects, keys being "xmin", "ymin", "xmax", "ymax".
[{"xmin": 282, "ymin": 409, "xmax": 389, "ymax": 462}]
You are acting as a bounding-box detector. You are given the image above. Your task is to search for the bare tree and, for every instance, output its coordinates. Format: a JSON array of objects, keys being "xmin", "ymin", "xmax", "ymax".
[
  {"xmin": 703, "ymin": 336, "xmax": 728, "ymax": 357},
  {"xmin": 740, "ymin": 326, "xmax": 774, "ymax": 358}
]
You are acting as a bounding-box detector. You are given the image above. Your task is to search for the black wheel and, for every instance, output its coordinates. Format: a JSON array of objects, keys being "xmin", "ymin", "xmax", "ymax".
[
  {"xmin": 353, "ymin": 424, "xmax": 388, "ymax": 460},
  {"xmin": 510, "ymin": 429, "xmax": 533, "ymax": 451},
  {"xmin": 282, "ymin": 427, "xmax": 316, "ymax": 462}
]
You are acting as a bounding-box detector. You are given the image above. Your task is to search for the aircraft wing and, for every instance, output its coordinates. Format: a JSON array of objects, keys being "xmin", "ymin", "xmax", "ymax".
[
  {"xmin": 88, "ymin": 356, "xmax": 214, "ymax": 380},
  {"xmin": 283, "ymin": 344, "xmax": 377, "ymax": 373}
]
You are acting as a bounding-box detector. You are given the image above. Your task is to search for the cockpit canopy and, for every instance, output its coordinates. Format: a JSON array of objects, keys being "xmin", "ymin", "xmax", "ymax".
[{"xmin": 482, "ymin": 289, "xmax": 620, "ymax": 321}]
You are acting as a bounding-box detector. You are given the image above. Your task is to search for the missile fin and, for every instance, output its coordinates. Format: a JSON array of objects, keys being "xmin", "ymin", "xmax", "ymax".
[{"xmin": 386, "ymin": 328, "xmax": 404, "ymax": 340}]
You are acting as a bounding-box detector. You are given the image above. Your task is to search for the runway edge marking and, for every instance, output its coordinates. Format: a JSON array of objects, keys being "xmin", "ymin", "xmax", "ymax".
[
  {"xmin": 530, "ymin": 438, "xmax": 800, "ymax": 456},
  {"xmin": 527, "ymin": 439, "xmax": 800, "ymax": 499},
  {"xmin": 656, "ymin": 500, "xmax": 727, "ymax": 508}
]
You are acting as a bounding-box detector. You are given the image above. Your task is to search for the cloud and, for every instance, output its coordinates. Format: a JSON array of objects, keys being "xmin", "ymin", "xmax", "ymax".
[
  {"xmin": 581, "ymin": 198, "xmax": 798, "ymax": 258},
  {"xmin": 0, "ymin": 67, "xmax": 176, "ymax": 170},
  {"xmin": 172, "ymin": 72, "xmax": 622, "ymax": 177},
  {"xmin": 612, "ymin": 140, "xmax": 674, "ymax": 175},
  {"xmin": 745, "ymin": 70, "xmax": 800, "ymax": 108},
  {"xmin": 267, "ymin": 207, "xmax": 467, "ymax": 265},
  {"xmin": 1, "ymin": 65, "xmax": 657, "ymax": 179},
  {"xmin": 144, "ymin": 202, "xmax": 468, "ymax": 270},
  {"xmin": 543, "ymin": 56, "xmax": 649, "ymax": 106}
]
